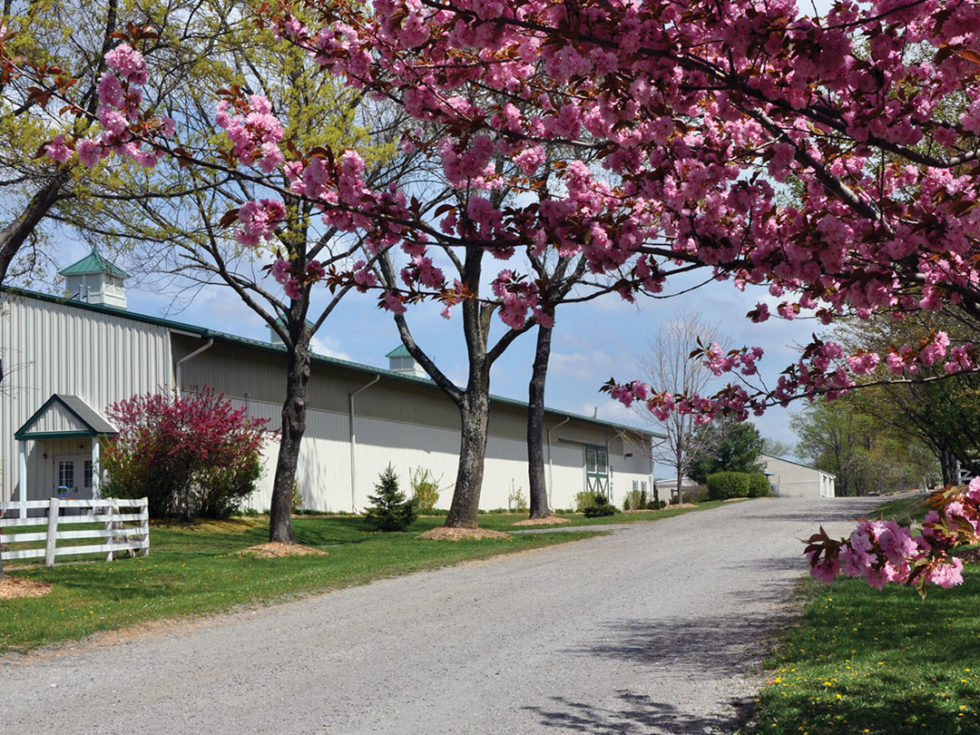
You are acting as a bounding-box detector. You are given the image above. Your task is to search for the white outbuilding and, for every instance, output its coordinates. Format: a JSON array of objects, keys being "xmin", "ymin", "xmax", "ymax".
[
  {"xmin": 1, "ymin": 253, "xmax": 655, "ymax": 514},
  {"xmin": 761, "ymin": 454, "xmax": 836, "ymax": 499}
]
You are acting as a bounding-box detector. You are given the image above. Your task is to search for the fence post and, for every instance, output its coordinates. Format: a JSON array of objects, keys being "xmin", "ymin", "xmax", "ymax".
[
  {"xmin": 103, "ymin": 500, "xmax": 119, "ymax": 561},
  {"xmin": 45, "ymin": 497, "xmax": 60, "ymax": 567},
  {"xmin": 140, "ymin": 498, "xmax": 150, "ymax": 556}
]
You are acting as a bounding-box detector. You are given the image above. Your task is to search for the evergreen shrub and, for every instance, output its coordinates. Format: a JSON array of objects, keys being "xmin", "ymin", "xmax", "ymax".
[{"xmin": 365, "ymin": 465, "xmax": 417, "ymax": 531}]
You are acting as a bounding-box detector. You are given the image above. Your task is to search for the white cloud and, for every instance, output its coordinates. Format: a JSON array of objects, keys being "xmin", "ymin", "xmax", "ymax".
[
  {"xmin": 549, "ymin": 350, "xmax": 609, "ymax": 380},
  {"xmin": 310, "ymin": 335, "xmax": 353, "ymax": 362}
]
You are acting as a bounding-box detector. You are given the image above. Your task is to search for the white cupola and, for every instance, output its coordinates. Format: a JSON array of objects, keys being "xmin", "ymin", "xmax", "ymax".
[
  {"xmin": 59, "ymin": 248, "xmax": 129, "ymax": 308},
  {"xmin": 386, "ymin": 344, "xmax": 426, "ymax": 378}
]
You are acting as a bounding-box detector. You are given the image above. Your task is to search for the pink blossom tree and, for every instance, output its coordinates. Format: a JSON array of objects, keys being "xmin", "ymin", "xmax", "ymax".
[{"xmin": 9, "ymin": 0, "xmax": 980, "ymax": 543}]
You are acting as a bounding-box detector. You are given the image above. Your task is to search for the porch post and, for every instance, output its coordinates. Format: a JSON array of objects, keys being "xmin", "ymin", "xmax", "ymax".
[
  {"xmin": 91, "ymin": 438, "xmax": 101, "ymax": 501},
  {"xmin": 17, "ymin": 440, "xmax": 28, "ymax": 519}
]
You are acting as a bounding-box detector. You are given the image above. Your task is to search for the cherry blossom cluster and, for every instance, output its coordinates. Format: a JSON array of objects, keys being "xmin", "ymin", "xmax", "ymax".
[
  {"xmin": 606, "ymin": 326, "xmax": 979, "ymax": 423},
  {"xmin": 806, "ymin": 479, "xmax": 980, "ymax": 596},
  {"xmin": 215, "ymin": 95, "xmax": 285, "ymax": 173},
  {"xmin": 18, "ymin": 2, "xmax": 980, "ymax": 438},
  {"xmin": 269, "ymin": 257, "xmax": 326, "ymax": 301},
  {"xmin": 259, "ymin": 0, "xmax": 980, "ymax": 357},
  {"xmin": 46, "ymin": 43, "xmax": 173, "ymax": 168},
  {"xmin": 491, "ymin": 271, "xmax": 554, "ymax": 329}
]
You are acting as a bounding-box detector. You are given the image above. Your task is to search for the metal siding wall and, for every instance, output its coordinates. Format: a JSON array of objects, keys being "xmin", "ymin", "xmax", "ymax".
[
  {"xmin": 1, "ymin": 295, "xmax": 172, "ymax": 503},
  {"xmin": 233, "ymin": 401, "xmax": 649, "ymax": 514}
]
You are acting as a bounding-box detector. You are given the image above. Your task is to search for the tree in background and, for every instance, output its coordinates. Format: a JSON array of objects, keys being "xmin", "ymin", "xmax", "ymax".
[
  {"xmin": 101, "ymin": 387, "xmax": 270, "ymax": 520},
  {"xmin": 639, "ymin": 312, "xmax": 725, "ymax": 503},
  {"xmin": 791, "ymin": 398, "xmax": 937, "ymax": 496},
  {"xmin": 687, "ymin": 417, "xmax": 764, "ymax": 486},
  {"xmin": 837, "ymin": 309, "xmax": 980, "ymax": 485}
]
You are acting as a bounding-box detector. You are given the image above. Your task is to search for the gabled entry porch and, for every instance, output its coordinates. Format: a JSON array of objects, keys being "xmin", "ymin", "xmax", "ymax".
[{"xmin": 12, "ymin": 394, "xmax": 117, "ymax": 518}]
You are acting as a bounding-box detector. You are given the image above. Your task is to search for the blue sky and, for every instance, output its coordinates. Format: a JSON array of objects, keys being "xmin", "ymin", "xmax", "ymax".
[{"xmin": 42, "ymin": 239, "xmax": 814, "ymax": 468}]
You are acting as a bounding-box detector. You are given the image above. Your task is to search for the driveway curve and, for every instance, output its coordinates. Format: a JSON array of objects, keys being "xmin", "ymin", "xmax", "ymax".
[{"xmin": 0, "ymin": 496, "xmax": 881, "ymax": 734}]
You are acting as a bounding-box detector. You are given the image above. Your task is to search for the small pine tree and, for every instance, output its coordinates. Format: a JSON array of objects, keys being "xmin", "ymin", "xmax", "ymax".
[{"xmin": 365, "ymin": 465, "xmax": 417, "ymax": 531}]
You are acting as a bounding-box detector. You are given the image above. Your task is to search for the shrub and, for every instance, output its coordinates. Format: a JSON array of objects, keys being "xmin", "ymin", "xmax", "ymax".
[
  {"xmin": 623, "ymin": 488, "xmax": 647, "ymax": 511},
  {"xmin": 365, "ymin": 464, "xmax": 417, "ymax": 531},
  {"xmin": 748, "ymin": 473, "xmax": 772, "ymax": 497},
  {"xmin": 575, "ymin": 490, "xmax": 599, "ymax": 512},
  {"xmin": 583, "ymin": 494, "xmax": 617, "ymax": 517},
  {"xmin": 101, "ymin": 387, "xmax": 270, "ymax": 519},
  {"xmin": 291, "ymin": 481, "xmax": 304, "ymax": 514},
  {"xmin": 410, "ymin": 467, "xmax": 441, "ymax": 512},
  {"xmin": 508, "ymin": 483, "xmax": 528, "ymax": 513},
  {"xmin": 707, "ymin": 471, "xmax": 755, "ymax": 500}
]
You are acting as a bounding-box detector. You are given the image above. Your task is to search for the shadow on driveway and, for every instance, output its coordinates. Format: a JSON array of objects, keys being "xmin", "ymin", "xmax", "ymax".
[{"xmin": 523, "ymin": 690, "xmax": 752, "ymax": 734}]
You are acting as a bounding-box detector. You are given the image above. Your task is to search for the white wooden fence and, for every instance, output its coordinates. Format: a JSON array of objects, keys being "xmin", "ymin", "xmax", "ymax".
[{"xmin": 0, "ymin": 498, "xmax": 149, "ymax": 566}]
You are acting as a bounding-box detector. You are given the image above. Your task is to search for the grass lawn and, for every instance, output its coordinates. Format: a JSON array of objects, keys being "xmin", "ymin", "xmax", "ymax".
[
  {"xmin": 0, "ymin": 503, "xmax": 718, "ymax": 655},
  {"xmin": 744, "ymin": 495, "xmax": 980, "ymax": 735}
]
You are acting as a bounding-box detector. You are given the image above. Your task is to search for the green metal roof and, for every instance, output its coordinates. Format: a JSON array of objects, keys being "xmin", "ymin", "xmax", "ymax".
[
  {"xmin": 59, "ymin": 249, "xmax": 130, "ymax": 279},
  {"xmin": 385, "ymin": 344, "xmax": 412, "ymax": 359}
]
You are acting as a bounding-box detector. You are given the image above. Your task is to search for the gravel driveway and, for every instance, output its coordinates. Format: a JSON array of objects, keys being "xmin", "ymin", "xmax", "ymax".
[{"xmin": 0, "ymin": 496, "xmax": 880, "ymax": 734}]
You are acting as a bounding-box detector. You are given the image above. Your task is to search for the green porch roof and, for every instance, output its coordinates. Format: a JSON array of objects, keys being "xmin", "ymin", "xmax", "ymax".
[{"xmin": 15, "ymin": 394, "xmax": 118, "ymax": 440}]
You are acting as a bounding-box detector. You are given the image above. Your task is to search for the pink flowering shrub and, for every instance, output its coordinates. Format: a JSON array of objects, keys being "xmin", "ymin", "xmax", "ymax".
[
  {"xmin": 806, "ymin": 479, "xmax": 980, "ymax": 596},
  {"xmin": 101, "ymin": 387, "xmax": 272, "ymax": 519}
]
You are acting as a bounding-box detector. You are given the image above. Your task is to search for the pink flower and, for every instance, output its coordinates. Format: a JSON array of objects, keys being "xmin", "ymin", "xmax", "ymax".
[
  {"xmin": 44, "ymin": 135, "xmax": 73, "ymax": 163},
  {"xmin": 381, "ymin": 291, "xmax": 407, "ymax": 314},
  {"xmin": 76, "ymin": 140, "xmax": 103, "ymax": 168}
]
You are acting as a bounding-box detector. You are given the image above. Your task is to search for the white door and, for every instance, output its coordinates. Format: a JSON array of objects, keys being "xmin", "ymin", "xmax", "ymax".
[{"xmin": 54, "ymin": 455, "xmax": 93, "ymax": 498}]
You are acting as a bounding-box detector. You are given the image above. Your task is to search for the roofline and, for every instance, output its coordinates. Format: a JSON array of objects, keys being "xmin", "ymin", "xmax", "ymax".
[
  {"xmin": 761, "ymin": 453, "xmax": 834, "ymax": 475},
  {"xmin": 14, "ymin": 393, "xmax": 117, "ymax": 439},
  {"xmin": 3, "ymin": 286, "xmax": 663, "ymax": 440}
]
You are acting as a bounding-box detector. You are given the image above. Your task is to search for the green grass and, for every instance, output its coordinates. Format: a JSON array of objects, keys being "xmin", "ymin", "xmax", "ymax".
[
  {"xmin": 0, "ymin": 515, "xmax": 603, "ymax": 654},
  {"xmin": 467, "ymin": 500, "xmax": 730, "ymax": 529},
  {"xmin": 744, "ymin": 497, "xmax": 980, "ymax": 735}
]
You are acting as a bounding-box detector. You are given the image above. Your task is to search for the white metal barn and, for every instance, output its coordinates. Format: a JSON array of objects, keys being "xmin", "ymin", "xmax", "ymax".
[
  {"xmin": 1, "ymin": 252, "xmax": 655, "ymax": 514},
  {"xmin": 761, "ymin": 454, "xmax": 836, "ymax": 499}
]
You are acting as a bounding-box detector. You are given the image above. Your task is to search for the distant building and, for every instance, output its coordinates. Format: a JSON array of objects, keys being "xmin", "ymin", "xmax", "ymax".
[
  {"xmin": 761, "ymin": 454, "xmax": 836, "ymax": 499},
  {"xmin": 2, "ymin": 252, "xmax": 656, "ymax": 514}
]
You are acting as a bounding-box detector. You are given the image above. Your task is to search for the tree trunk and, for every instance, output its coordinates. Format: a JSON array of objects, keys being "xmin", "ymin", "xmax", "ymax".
[
  {"xmin": 940, "ymin": 445, "xmax": 959, "ymax": 487},
  {"xmin": 527, "ymin": 323, "xmax": 552, "ymax": 519},
  {"xmin": 445, "ymin": 388, "xmax": 490, "ymax": 528},
  {"xmin": 268, "ymin": 338, "xmax": 311, "ymax": 543},
  {"xmin": 0, "ymin": 171, "xmax": 72, "ymax": 287},
  {"xmin": 675, "ymin": 462, "xmax": 684, "ymax": 505}
]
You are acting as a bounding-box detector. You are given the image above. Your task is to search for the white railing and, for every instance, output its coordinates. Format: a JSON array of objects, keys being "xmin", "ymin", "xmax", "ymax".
[{"xmin": 0, "ymin": 497, "xmax": 149, "ymax": 566}]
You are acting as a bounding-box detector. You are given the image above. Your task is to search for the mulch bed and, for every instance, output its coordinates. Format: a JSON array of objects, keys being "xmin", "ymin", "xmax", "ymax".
[
  {"xmin": 0, "ymin": 576, "xmax": 53, "ymax": 600},
  {"xmin": 418, "ymin": 527, "xmax": 512, "ymax": 541},
  {"xmin": 237, "ymin": 542, "xmax": 329, "ymax": 558},
  {"xmin": 512, "ymin": 516, "xmax": 571, "ymax": 526}
]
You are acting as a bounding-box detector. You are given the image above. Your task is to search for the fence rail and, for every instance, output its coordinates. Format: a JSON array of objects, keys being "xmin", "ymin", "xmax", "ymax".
[{"xmin": 0, "ymin": 498, "xmax": 149, "ymax": 566}]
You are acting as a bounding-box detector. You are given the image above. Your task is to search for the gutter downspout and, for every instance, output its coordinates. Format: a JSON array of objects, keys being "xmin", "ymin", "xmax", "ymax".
[
  {"xmin": 349, "ymin": 375, "xmax": 381, "ymax": 512},
  {"xmin": 174, "ymin": 337, "xmax": 213, "ymax": 394},
  {"xmin": 546, "ymin": 417, "xmax": 570, "ymax": 508}
]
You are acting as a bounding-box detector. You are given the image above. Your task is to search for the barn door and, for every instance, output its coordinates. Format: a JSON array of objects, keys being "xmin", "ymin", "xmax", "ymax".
[{"xmin": 585, "ymin": 445, "xmax": 610, "ymax": 496}]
